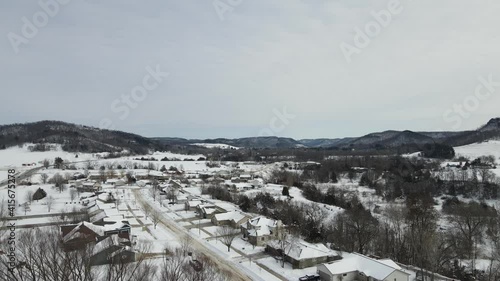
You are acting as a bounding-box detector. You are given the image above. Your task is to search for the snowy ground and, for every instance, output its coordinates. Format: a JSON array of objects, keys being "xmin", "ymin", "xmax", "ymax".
[
  {"xmin": 454, "ymin": 140, "xmax": 500, "ymax": 160},
  {"xmin": 0, "ymin": 183, "xmax": 89, "ymax": 217},
  {"xmin": 192, "ymin": 143, "xmax": 240, "ymax": 150},
  {"xmin": 0, "ymin": 144, "xmax": 99, "ymax": 170},
  {"xmin": 7, "ymin": 145, "xmax": 493, "ymax": 279},
  {"xmin": 454, "ymin": 140, "xmax": 500, "ymax": 176}
]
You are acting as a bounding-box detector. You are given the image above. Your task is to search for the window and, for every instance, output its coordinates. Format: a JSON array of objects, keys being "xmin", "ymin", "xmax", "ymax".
[{"xmin": 343, "ymin": 274, "xmax": 347, "ymax": 277}]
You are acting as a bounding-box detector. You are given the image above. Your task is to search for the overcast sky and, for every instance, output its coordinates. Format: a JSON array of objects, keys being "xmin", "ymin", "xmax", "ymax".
[{"xmin": 1, "ymin": 0, "xmax": 499, "ymax": 139}]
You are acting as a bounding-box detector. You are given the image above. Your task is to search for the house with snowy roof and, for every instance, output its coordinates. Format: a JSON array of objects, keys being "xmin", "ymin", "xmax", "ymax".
[
  {"xmin": 78, "ymin": 181, "xmax": 101, "ymax": 193},
  {"xmin": 211, "ymin": 211, "xmax": 250, "ymax": 228},
  {"xmin": 266, "ymin": 240, "xmax": 339, "ymax": 269},
  {"xmin": 184, "ymin": 199, "xmax": 204, "ymax": 211},
  {"xmin": 60, "ymin": 221, "xmax": 132, "ymax": 251},
  {"xmin": 316, "ymin": 253, "xmax": 410, "ymax": 281},
  {"xmin": 196, "ymin": 204, "xmax": 225, "ymax": 219},
  {"xmin": 89, "ymin": 234, "xmax": 137, "ymax": 266},
  {"xmin": 105, "ymin": 178, "xmax": 126, "ymax": 187},
  {"xmin": 241, "ymin": 216, "xmax": 284, "ymax": 246}
]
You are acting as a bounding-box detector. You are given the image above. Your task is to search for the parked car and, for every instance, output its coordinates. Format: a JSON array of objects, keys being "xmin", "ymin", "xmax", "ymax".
[{"xmin": 299, "ymin": 275, "xmax": 320, "ymax": 281}]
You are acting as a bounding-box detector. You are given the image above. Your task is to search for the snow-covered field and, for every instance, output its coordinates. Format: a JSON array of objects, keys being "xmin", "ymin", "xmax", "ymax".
[
  {"xmin": 0, "ymin": 183, "xmax": 90, "ymax": 216},
  {"xmin": 0, "ymin": 144, "xmax": 99, "ymax": 169},
  {"xmin": 193, "ymin": 143, "xmax": 240, "ymax": 150},
  {"xmin": 454, "ymin": 140, "xmax": 500, "ymax": 160},
  {"xmin": 454, "ymin": 140, "xmax": 500, "ymax": 176}
]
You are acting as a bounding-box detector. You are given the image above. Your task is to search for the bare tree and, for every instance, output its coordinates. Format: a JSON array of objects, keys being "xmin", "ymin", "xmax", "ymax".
[
  {"xmin": 159, "ymin": 248, "xmax": 185, "ymax": 281},
  {"xmin": 0, "ymin": 226, "xmax": 156, "ymax": 281},
  {"xmin": 151, "ymin": 209, "xmax": 162, "ymax": 229},
  {"xmin": 147, "ymin": 162, "xmax": 156, "ymax": 171},
  {"xmin": 274, "ymin": 230, "xmax": 299, "ymax": 267},
  {"xmin": 167, "ymin": 187, "xmax": 178, "ymax": 203},
  {"xmin": 151, "ymin": 179, "xmax": 160, "ymax": 190},
  {"xmin": 40, "ymin": 173, "xmax": 49, "ymax": 184},
  {"xmin": 447, "ymin": 201, "xmax": 495, "ymax": 271},
  {"xmin": 479, "ymin": 168, "xmax": 494, "ymax": 184},
  {"xmin": 46, "ymin": 196, "xmax": 54, "ymax": 212},
  {"xmin": 70, "ymin": 189, "xmax": 78, "ymax": 201},
  {"xmin": 107, "ymin": 169, "xmax": 116, "ymax": 179},
  {"xmin": 0, "ymin": 200, "xmax": 8, "ymax": 239},
  {"xmin": 216, "ymin": 225, "xmax": 239, "ymax": 252},
  {"xmin": 180, "ymin": 234, "xmax": 193, "ymax": 256},
  {"xmin": 99, "ymin": 168, "xmax": 107, "ymax": 183},
  {"xmin": 148, "ymin": 187, "xmax": 159, "ymax": 202},
  {"xmin": 43, "ymin": 158, "xmax": 50, "ymax": 168},
  {"xmin": 25, "ymin": 190, "xmax": 34, "ymax": 203},
  {"xmin": 183, "ymin": 254, "xmax": 233, "ymax": 281},
  {"xmin": 102, "ymin": 240, "xmax": 156, "ymax": 281},
  {"xmin": 50, "ymin": 173, "xmax": 66, "ymax": 192},
  {"xmin": 330, "ymin": 201, "xmax": 378, "ymax": 254},
  {"xmin": 64, "ymin": 172, "xmax": 72, "ymax": 181},
  {"xmin": 143, "ymin": 205, "xmax": 152, "ymax": 220},
  {"xmin": 22, "ymin": 202, "xmax": 30, "ymax": 215},
  {"xmin": 302, "ymin": 202, "xmax": 328, "ymax": 243}
]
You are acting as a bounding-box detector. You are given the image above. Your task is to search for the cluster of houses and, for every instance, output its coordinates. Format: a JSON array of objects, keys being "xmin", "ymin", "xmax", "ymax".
[
  {"xmin": 179, "ymin": 192, "xmax": 458, "ymax": 281},
  {"xmin": 60, "ymin": 164, "xmax": 459, "ymax": 281},
  {"xmin": 60, "ymin": 220, "xmax": 136, "ymax": 265},
  {"xmin": 60, "ymin": 192, "xmax": 138, "ymax": 266}
]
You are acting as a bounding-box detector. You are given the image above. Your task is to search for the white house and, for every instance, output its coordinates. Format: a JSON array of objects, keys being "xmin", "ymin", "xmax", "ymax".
[
  {"xmin": 241, "ymin": 216, "xmax": 284, "ymax": 246},
  {"xmin": 317, "ymin": 253, "xmax": 410, "ymax": 281},
  {"xmin": 266, "ymin": 240, "xmax": 338, "ymax": 269},
  {"xmin": 211, "ymin": 211, "xmax": 249, "ymax": 228},
  {"xmin": 106, "ymin": 178, "xmax": 126, "ymax": 187}
]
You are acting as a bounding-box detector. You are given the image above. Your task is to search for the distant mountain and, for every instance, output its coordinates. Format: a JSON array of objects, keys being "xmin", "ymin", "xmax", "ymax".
[
  {"xmin": 154, "ymin": 118, "xmax": 500, "ymax": 151},
  {"xmin": 298, "ymin": 138, "xmax": 355, "ymax": 148},
  {"xmin": 479, "ymin": 117, "xmax": 500, "ymax": 131},
  {"xmin": 3, "ymin": 118, "xmax": 499, "ymax": 154},
  {"xmin": 0, "ymin": 121, "xmax": 161, "ymax": 154},
  {"xmin": 155, "ymin": 136, "xmax": 302, "ymax": 149}
]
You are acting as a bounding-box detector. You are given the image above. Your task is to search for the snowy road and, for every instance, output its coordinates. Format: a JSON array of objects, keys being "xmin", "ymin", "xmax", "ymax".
[{"xmin": 132, "ymin": 189, "xmax": 256, "ymax": 281}]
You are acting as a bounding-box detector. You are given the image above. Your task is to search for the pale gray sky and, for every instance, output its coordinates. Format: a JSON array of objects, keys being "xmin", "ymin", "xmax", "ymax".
[{"xmin": 1, "ymin": 0, "xmax": 499, "ymax": 138}]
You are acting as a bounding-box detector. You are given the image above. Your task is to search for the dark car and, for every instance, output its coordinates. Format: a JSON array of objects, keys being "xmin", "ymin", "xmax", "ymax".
[{"xmin": 299, "ymin": 275, "xmax": 320, "ymax": 281}]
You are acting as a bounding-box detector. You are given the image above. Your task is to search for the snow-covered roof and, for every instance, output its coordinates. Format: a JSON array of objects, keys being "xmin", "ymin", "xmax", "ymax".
[
  {"xmin": 90, "ymin": 210, "xmax": 107, "ymax": 223},
  {"xmin": 150, "ymin": 170, "xmax": 166, "ymax": 177},
  {"xmin": 246, "ymin": 216, "xmax": 280, "ymax": 237},
  {"xmin": 251, "ymin": 178, "xmax": 264, "ymax": 184},
  {"xmin": 63, "ymin": 221, "xmax": 105, "ymax": 242},
  {"xmin": 198, "ymin": 204, "xmax": 218, "ymax": 215},
  {"xmin": 83, "ymin": 181, "xmax": 99, "ymax": 187},
  {"xmin": 102, "ymin": 221, "xmax": 130, "ymax": 232},
  {"xmin": 320, "ymin": 253, "xmax": 408, "ymax": 279},
  {"xmin": 185, "ymin": 200, "xmax": 203, "ymax": 208},
  {"xmin": 106, "ymin": 178, "xmax": 125, "ymax": 184},
  {"xmin": 286, "ymin": 241, "xmax": 334, "ymax": 260},
  {"xmin": 214, "ymin": 211, "xmax": 247, "ymax": 224},
  {"xmin": 92, "ymin": 234, "xmax": 120, "ymax": 255}
]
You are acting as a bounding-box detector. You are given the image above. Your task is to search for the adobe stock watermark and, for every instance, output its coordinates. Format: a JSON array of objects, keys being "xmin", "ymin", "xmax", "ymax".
[
  {"xmin": 340, "ymin": 0, "xmax": 410, "ymax": 63},
  {"xmin": 7, "ymin": 0, "xmax": 71, "ymax": 54},
  {"xmin": 99, "ymin": 65, "xmax": 169, "ymax": 130},
  {"xmin": 443, "ymin": 74, "xmax": 499, "ymax": 130},
  {"xmin": 259, "ymin": 107, "xmax": 296, "ymax": 137},
  {"xmin": 213, "ymin": 0, "xmax": 243, "ymax": 21}
]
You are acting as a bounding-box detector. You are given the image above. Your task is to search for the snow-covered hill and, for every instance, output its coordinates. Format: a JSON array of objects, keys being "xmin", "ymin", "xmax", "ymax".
[{"xmin": 454, "ymin": 140, "xmax": 500, "ymax": 177}]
